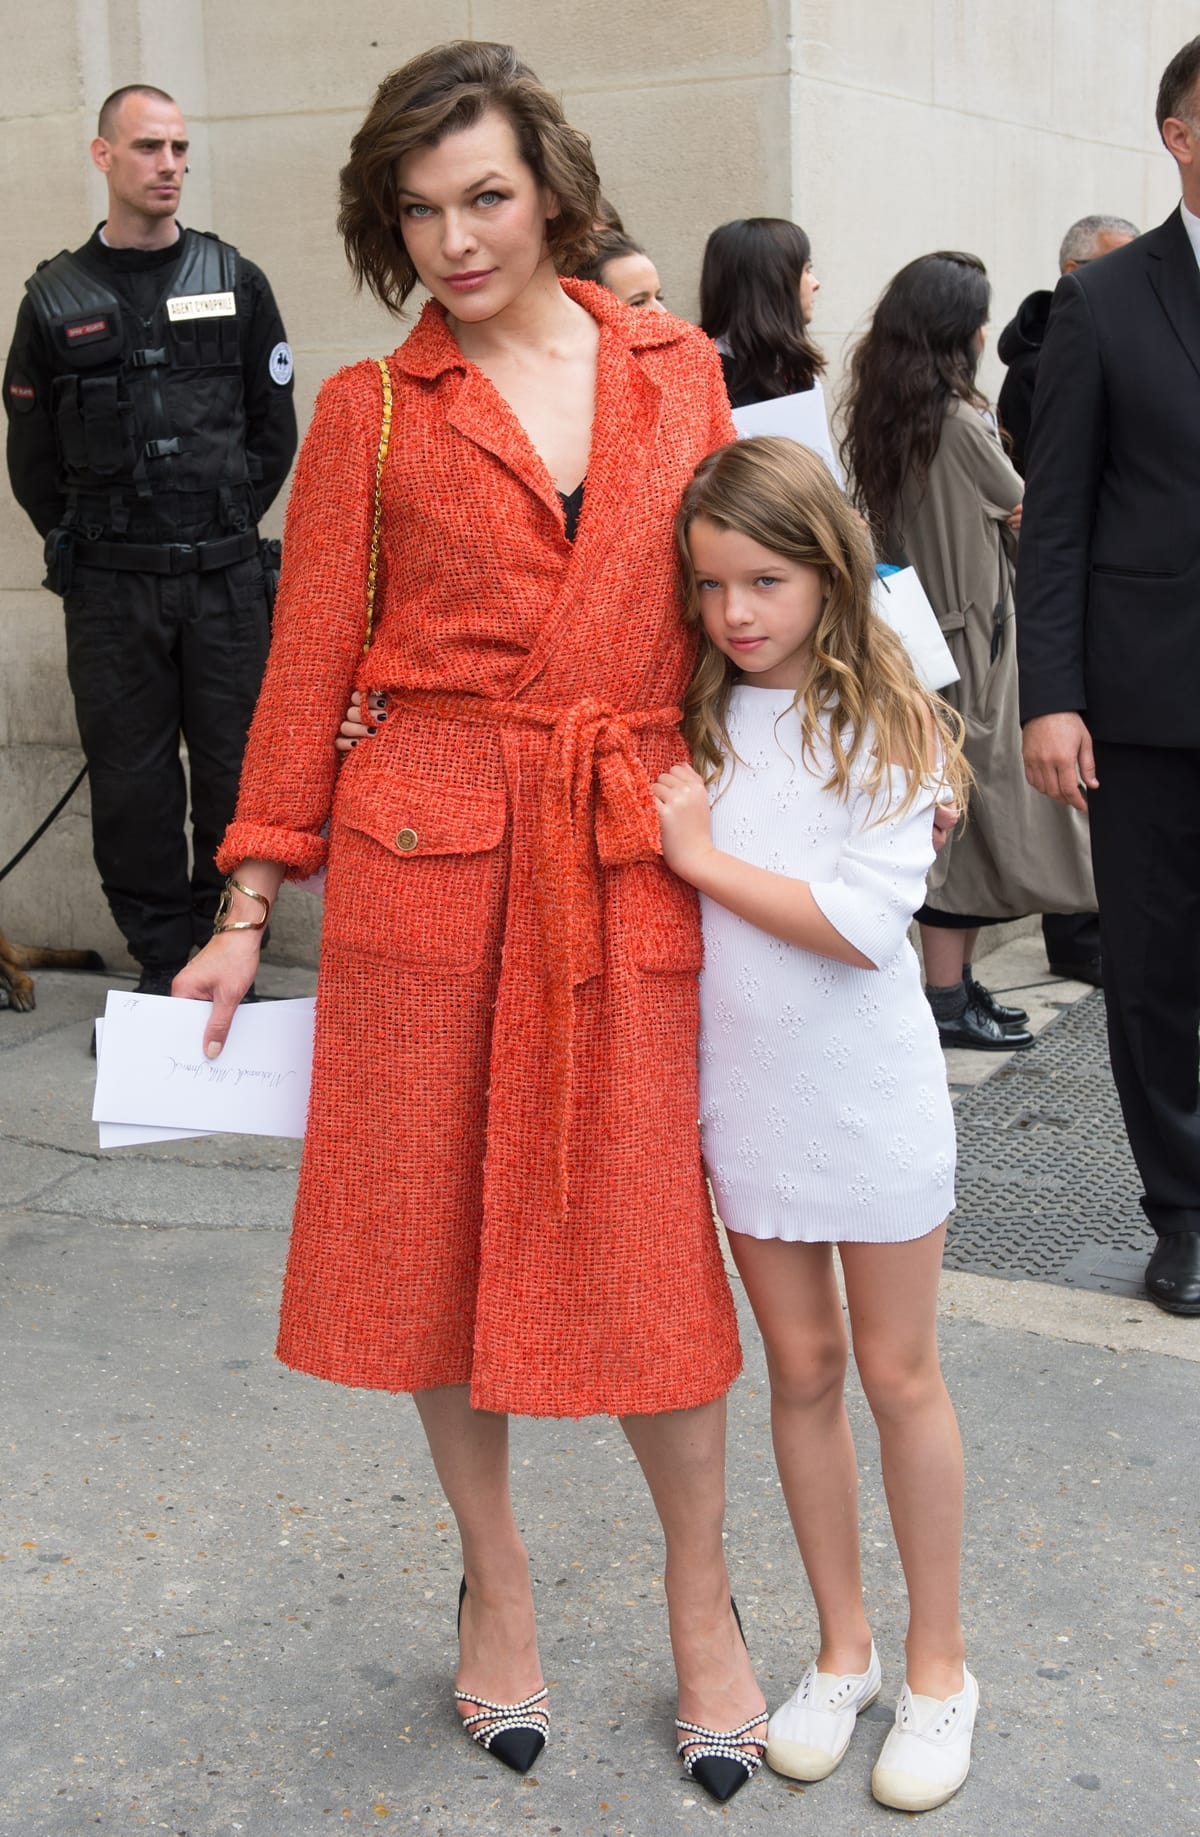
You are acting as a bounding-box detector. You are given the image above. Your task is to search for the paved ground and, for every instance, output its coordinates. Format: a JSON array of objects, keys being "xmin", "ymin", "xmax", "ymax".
[{"xmin": 1, "ymin": 945, "xmax": 1197, "ymax": 1837}]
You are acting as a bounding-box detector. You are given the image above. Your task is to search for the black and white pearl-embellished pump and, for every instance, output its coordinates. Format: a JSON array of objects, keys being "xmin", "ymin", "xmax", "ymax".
[
  {"xmin": 455, "ymin": 1577, "xmax": 549, "ymax": 1775},
  {"xmin": 674, "ymin": 1598, "xmax": 766, "ymax": 1803},
  {"xmin": 676, "ymin": 1711, "xmax": 767, "ymax": 1802}
]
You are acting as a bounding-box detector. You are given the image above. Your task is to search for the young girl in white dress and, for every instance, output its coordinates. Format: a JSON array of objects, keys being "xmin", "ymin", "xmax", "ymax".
[{"xmin": 653, "ymin": 436, "xmax": 976, "ymax": 1813}]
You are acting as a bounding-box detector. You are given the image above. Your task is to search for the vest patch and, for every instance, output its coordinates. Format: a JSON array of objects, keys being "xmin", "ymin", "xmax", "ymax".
[
  {"xmin": 65, "ymin": 316, "xmax": 112, "ymax": 343},
  {"xmin": 7, "ymin": 375, "xmax": 35, "ymax": 411},
  {"xmin": 166, "ymin": 291, "xmax": 237, "ymax": 322},
  {"xmin": 268, "ymin": 341, "xmax": 293, "ymax": 386}
]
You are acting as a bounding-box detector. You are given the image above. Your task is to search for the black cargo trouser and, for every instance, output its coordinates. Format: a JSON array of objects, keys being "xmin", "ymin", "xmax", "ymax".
[{"xmin": 62, "ymin": 555, "xmax": 270, "ymax": 971}]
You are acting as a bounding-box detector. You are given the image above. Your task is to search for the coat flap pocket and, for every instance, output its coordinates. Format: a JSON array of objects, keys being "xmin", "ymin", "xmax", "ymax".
[{"xmin": 339, "ymin": 768, "xmax": 507, "ymax": 859}]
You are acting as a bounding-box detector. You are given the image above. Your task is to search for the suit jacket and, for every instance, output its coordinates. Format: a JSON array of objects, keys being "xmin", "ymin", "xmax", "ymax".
[{"xmin": 1016, "ymin": 207, "xmax": 1200, "ymax": 745}]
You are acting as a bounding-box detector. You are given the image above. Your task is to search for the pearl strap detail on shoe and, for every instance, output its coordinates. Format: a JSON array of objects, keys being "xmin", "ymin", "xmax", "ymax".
[
  {"xmin": 455, "ymin": 1686, "xmax": 550, "ymax": 1751},
  {"xmin": 676, "ymin": 1714, "xmax": 766, "ymax": 1779}
]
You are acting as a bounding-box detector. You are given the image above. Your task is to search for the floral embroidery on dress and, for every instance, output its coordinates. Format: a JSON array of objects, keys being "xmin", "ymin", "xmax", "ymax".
[
  {"xmin": 886, "ymin": 1134, "xmax": 916, "ymax": 1170},
  {"xmin": 854, "ymin": 988, "xmax": 883, "ymax": 1026},
  {"xmin": 811, "ymin": 959, "xmax": 839, "ymax": 999}
]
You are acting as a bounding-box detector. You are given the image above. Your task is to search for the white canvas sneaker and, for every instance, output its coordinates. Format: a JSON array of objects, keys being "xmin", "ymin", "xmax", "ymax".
[
  {"xmin": 765, "ymin": 1643, "xmax": 882, "ymax": 1781},
  {"xmin": 870, "ymin": 1666, "xmax": 979, "ymax": 1811}
]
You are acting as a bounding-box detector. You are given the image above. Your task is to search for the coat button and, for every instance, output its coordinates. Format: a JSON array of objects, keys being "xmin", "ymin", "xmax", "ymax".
[{"xmin": 395, "ymin": 827, "xmax": 418, "ymax": 852}]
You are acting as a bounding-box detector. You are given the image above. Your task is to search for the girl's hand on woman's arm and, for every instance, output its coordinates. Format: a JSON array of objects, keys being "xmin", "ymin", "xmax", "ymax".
[
  {"xmin": 654, "ymin": 763, "xmax": 873, "ymax": 968},
  {"xmin": 652, "ymin": 763, "xmax": 716, "ymax": 879},
  {"xmin": 336, "ymin": 690, "xmax": 388, "ymax": 752}
]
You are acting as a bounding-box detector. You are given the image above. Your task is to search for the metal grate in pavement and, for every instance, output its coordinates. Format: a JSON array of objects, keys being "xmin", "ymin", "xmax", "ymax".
[{"xmin": 945, "ymin": 990, "xmax": 1151, "ymax": 1294}]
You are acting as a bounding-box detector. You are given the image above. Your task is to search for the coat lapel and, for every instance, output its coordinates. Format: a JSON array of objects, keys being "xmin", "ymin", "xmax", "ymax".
[
  {"xmin": 445, "ymin": 364, "xmax": 564, "ymax": 525},
  {"xmin": 395, "ymin": 287, "xmax": 684, "ymax": 700},
  {"xmin": 1145, "ymin": 208, "xmax": 1200, "ymax": 388},
  {"xmin": 562, "ymin": 320, "xmax": 662, "ymax": 580}
]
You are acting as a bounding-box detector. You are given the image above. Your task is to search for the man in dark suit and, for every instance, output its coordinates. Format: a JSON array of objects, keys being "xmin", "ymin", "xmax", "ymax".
[
  {"xmin": 1017, "ymin": 35, "xmax": 1200, "ymax": 1316},
  {"xmin": 999, "ymin": 211, "xmax": 1139, "ymax": 988}
]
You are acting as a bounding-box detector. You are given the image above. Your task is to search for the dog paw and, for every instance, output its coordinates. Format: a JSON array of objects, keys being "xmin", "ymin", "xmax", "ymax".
[{"xmin": 7, "ymin": 974, "xmax": 36, "ymax": 1012}]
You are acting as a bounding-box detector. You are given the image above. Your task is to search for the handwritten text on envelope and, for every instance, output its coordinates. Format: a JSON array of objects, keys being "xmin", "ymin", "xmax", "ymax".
[{"xmin": 92, "ymin": 991, "xmax": 316, "ymax": 1142}]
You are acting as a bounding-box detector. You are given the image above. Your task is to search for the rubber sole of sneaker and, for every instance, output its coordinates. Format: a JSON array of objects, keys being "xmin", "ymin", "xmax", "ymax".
[
  {"xmin": 871, "ymin": 1758, "xmax": 970, "ymax": 1812},
  {"xmin": 766, "ymin": 1685, "xmax": 880, "ymax": 1782}
]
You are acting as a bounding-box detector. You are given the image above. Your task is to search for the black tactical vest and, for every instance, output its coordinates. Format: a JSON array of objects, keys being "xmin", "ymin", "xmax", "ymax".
[{"xmin": 25, "ymin": 230, "xmax": 257, "ymax": 539}]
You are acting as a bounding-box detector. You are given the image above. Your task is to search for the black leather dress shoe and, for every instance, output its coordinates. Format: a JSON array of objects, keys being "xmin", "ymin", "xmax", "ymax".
[
  {"xmin": 965, "ymin": 974, "xmax": 1029, "ymax": 1029},
  {"xmin": 1145, "ymin": 1232, "xmax": 1200, "ymax": 1316},
  {"xmin": 935, "ymin": 994, "xmax": 1035, "ymax": 1052},
  {"xmin": 1047, "ymin": 955, "xmax": 1103, "ymax": 987}
]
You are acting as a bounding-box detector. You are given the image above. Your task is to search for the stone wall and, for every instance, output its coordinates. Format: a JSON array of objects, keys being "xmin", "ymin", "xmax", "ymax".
[{"xmin": 0, "ymin": 0, "xmax": 1193, "ymax": 967}]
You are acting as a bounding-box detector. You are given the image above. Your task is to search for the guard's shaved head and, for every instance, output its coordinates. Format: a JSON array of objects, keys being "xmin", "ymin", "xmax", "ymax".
[{"xmin": 98, "ymin": 85, "xmax": 176, "ymax": 140}]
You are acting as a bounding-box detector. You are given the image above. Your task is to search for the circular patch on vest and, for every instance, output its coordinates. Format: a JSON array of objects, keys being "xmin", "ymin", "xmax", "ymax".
[{"xmin": 269, "ymin": 341, "xmax": 293, "ymax": 386}]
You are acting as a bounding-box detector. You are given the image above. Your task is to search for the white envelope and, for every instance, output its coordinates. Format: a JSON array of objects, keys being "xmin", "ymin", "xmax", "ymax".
[
  {"xmin": 94, "ymin": 1019, "xmax": 216, "ymax": 1147},
  {"xmin": 92, "ymin": 991, "xmax": 316, "ymax": 1143},
  {"xmin": 731, "ymin": 380, "xmax": 844, "ymax": 486},
  {"xmin": 871, "ymin": 567, "xmax": 960, "ymax": 692}
]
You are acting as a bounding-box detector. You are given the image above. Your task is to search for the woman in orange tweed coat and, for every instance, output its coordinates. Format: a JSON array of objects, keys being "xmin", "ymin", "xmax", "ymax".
[{"xmin": 175, "ymin": 41, "xmax": 766, "ymax": 1799}]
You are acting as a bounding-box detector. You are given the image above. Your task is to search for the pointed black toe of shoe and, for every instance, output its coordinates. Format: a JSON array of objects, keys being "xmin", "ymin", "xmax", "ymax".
[
  {"xmin": 488, "ymin": 1727, "xmax": 546, "ymax": 1774},
  {"xmin": 689, "ymin": 1754, "xmax": 754, "ymax": 1802}
]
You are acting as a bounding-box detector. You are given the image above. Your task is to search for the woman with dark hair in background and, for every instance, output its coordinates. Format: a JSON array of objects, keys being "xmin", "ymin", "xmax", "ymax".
[
  {"xmin": 699, "ymin": 217, "xmax": 824, "ymax": 408},
  {"xmin": 576, "ymin": 228, "xmax": 667, "ymax": 310},
  {"xmin": 175, "ymin": 38, "xmax": 766, "ymax": 1801},
  {"xmin": 840, "ymin": 252, "xmax": 1094, "ymax": 1050}
]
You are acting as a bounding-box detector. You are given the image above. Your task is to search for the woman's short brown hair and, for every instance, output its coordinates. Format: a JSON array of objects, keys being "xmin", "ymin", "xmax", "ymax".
[{"xmin": 339, "ymin": 40, "xmax": 601, "ymax": 315}]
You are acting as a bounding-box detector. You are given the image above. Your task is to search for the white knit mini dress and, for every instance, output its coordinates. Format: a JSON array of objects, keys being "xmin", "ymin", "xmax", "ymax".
[{"xmin": 698, "ymin": 686, "xmax": 956, "ymax": 1243}]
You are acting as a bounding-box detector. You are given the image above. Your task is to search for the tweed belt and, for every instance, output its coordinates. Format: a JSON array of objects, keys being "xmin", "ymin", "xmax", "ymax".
[{"xmin": 410, "ymin": 691, "xmax": 683, "ymax": 1219}]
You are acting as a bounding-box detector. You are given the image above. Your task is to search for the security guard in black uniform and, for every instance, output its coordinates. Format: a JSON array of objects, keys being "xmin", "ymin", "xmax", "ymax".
[{"xmin": 3, "ymin": 83, "xmax": 297, "ymax": 992}]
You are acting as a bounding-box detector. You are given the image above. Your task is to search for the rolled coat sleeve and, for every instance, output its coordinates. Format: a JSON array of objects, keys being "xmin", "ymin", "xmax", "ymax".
[
  {"xmin": 808, "ymin": 770, "xmax": 937, "ymax": 969},
  {"xmin": 217, "ymin": 361, "xmax": 382, "ymax": 878}
]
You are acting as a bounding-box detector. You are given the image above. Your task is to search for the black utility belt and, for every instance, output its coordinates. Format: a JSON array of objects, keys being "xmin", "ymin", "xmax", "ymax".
[{"xmin": 72, "ymin": 530, "xmax": 260, "ymax": 575}]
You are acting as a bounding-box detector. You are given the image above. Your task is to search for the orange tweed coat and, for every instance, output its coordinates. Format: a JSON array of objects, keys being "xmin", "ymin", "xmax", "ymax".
[{"xmin": 219, "ymin": 280, "xmax": 742, "ymax": 1416}]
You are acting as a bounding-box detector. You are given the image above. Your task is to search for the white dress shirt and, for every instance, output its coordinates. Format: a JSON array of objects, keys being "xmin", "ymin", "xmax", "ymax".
[{"xmin": 1181, "ymin": 200, "xmax": 1200, "ymax": 273}]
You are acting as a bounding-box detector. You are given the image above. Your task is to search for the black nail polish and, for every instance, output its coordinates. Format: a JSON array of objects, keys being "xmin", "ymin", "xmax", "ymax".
[
  {"xmin": 376, "ymin": 710, "xmax": 388, "ymax": 720},
  {"xmin": 350, "ymin": 739, "xmax": 358, "ymax": 748},
  {"xmin": 367, "ymin": 725, "xmax": 378, "ymax": 735}
]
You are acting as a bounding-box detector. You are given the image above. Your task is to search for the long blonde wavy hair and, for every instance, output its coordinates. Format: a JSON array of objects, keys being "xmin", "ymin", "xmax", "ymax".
[{"xmin": 677, "ymin": 436, "xmax": 969, "ymax": 820}]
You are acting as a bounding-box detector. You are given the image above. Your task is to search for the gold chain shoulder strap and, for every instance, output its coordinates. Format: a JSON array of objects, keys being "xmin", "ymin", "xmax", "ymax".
[{"xmin": 363, "ymin": 354, "xmax": 394, "ymax": 653}]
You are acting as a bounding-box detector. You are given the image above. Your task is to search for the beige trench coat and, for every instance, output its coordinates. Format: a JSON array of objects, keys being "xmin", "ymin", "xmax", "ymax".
[{"xmin": 890, "ymin": 399, "xmax": 1095, "ymax": 919}]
